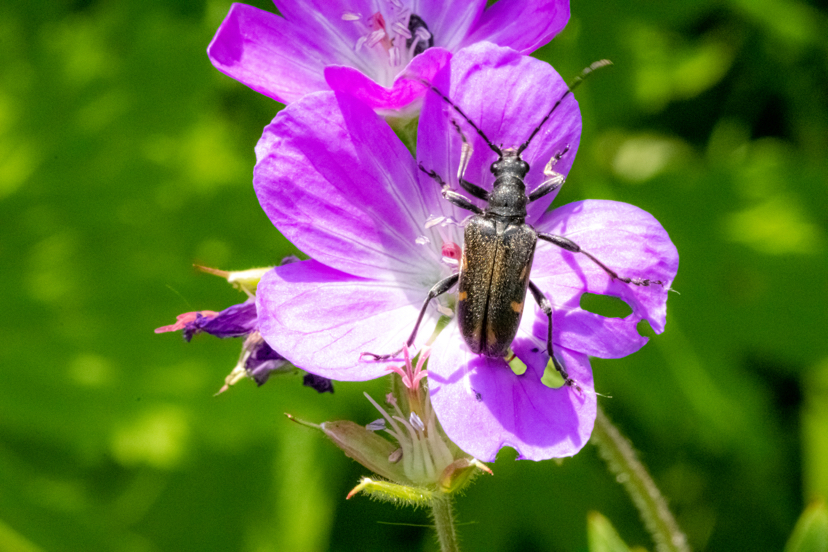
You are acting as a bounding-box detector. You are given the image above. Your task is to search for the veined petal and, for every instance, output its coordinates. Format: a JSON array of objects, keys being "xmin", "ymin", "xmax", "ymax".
[
  {"xmin": 417, "ymin": 42, "xmax": 581, "ymax": 225},
  {"xmin": 415, "ymin": 1, "xmax": 486, "ymax": 51},
  {"xmin": 529, "ymin": 200, "xmax": 679, "ymax": 357},
  {"xmin": 324, "ymin": 47, "xmax": 452, "ymax": 112},
  {"xmin": 463, "ymin": 0, "xmax": 570, "ymax": 54},
  {"xmin": 254, "ymin": 91, "xmax": 462, "ymax": 282},
  {"xmin": 428, "ymin": 321, "xmax": 595, "ymax": 462},
  {"xmin": 208, "ymin": 3, "xmax": 332, "ymax": 104},
  {"xmin": 256, "ymin": 260, "xmax": 443, "ymax": 381}
]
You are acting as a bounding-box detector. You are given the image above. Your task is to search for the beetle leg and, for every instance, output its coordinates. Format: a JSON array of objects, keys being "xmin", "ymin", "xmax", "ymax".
[
  {"xmin": 459, "ymin": 178, "xmax": 489, "ymax": 201},
  {"xmin": 361, "ymin": 273, "xmax": 460, "ymax": 361},
  {"xmin": 442, "ymin": 190, "xmax": 484, "ymax": 214},
  {"xmin": 418, "ymin": 157, "xmax": 488, "ymax": 203},
  {"xmin": 527, "ymin": 281, "xmax": 577, "ymax": 388},
  {"xmin": 538, "ymin": 233, "xmax": 663, "ymax": 286},
  {"xmin": 448, "ymin": 120, "xmax": 491, "ymax": 201},
  {"xmin": 528, "ymin": 146, "xmax": 570, "ymax": 203},
  {"xmin": 418, "ymin": 164, "xmax": 485, "ymax": 214},
  {"xmin": 451, "ymin": 119, "xmax": 472, "ymax": 182}
]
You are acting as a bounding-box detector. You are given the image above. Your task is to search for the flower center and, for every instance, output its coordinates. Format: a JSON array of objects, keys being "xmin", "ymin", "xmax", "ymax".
[
  {"xmin": 364, "ymin": 390, "xmax": 454, "ymax": 485},
  {"xmin": 341, "ymin": 1, "xmax": 434, "ymax": 86}
]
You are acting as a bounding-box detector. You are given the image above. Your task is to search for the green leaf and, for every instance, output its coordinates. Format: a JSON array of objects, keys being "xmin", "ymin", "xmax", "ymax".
[
  {"xmin": 588, "ymin": 511, "xmax": 635, "ymax": 552},
  {"xmin": 784, "ymin": 501, "xmax": 828, "ymax": 552}
]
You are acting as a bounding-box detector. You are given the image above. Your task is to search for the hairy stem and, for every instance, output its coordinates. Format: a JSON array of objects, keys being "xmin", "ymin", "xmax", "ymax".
[
  {"xmin": 430, "ymin": 493, "xmax": 460, "ymax": 552},
  {"xmin": 591, "ymin": 405, "xmax": 691, "ymax": 552}
]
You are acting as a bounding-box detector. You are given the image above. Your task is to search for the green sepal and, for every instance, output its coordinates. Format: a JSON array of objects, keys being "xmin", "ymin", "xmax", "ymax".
[
  {"xmin": 588, "ymin": 511, "xmax": 635, "ymax": 552},
  {"xmin": 321, "ymin": 421, "xmax": 410, "ymax": 484},
  {"xmin": 346, "ymin": 477, "xmax": 433, "ymax": 507},
  {"xmin": 438, "ymin": 458, "xmax": 492, "ymax": 494},
  {"xmin": 784, "ymin": 500, "xmax": 828, "ymax": 552},
  {"xmin": 386, "ymin": 115, "xmax": 419, "ymax": 157},
  {"xmin": 196, "ymin": 265, "xmax": 273, "ymax": 295}
]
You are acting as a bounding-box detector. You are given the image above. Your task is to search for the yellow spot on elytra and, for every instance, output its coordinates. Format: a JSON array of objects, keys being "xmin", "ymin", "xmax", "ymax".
[
  {"xmin": 461, "ymin": 253, "xmax": 468, "ymax": 271},
  {"xmin": 487, "ymin": 326, "xmax": 497, "ymax": 347},
  {"xmin": 510, "ymin": 301, "xmax": 523, "ymax": 313},
  {"xmin": 458, "ymin": 291, "xmax": 467, "ymax": 301},
  {"xmin": 519, "ymin": 265, "xmax": 528, "ymax": 281}
]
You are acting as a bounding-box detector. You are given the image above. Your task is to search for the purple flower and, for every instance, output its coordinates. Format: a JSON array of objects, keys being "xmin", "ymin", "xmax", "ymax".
[
  {"xmin": 156, "ymin": 300, "xmax": 334, "ymax": 393},
  {"xmin": 208, "ymin": 0, "xmax": 570, "ymax": 112},
  {"xmin": 154, "ymin": 300, "xmax": 256, "ymax": 342},
  {"xmin": 253, "ymin": 43, "xmax": 678, "ymax": 461}
]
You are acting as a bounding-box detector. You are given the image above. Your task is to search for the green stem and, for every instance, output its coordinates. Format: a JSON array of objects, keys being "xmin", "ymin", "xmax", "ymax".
[
  {"xmin": 430, "ymin": 493, "xmax": 460, "ymax": 552},
  {"xmin": 591, "ymin": 405, "xmax": 691, "ymax": 552}
]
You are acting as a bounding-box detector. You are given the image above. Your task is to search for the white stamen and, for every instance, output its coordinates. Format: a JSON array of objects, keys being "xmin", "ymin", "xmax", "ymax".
[
  {"xmin": 415, "ymin": 27, "xmax": 431, "ymax": 41},
  {"xmin": 389, "ymin": 0, "xmax": 403, "ymax": 8},
  {"xmin": 397, "ymin": 8, "xmax": 412, "ymax": 22},
  {"xmin": 366, "ymin": 29, "xmax": 386, "ymax": 48},
  {"xmin": 409, "ymin": 412, "xmax": 425, "ymax": 431},
  {"xmin": 424, "ymin": 215, "xmax": 445, "ymax": 229},
  {"xmin": 441, "ymin": 256, "xmax": 459, "ymax": 266},
  {"xmin": 389, "ymin": 448, "xmax": 403, "ymax": 463},
  {"xmin": 354, "ymin": 35, "xmax": 367, "ymax": 52},
  {"xmin": 436, "ymin": 304, "xmax": 454, "ymax": 317},
  {"xmin": 392, "ymin": 21, "xmax": 412, "ymax": 39},
  {"xmin": 415, "ymin": 236, "xmax": 430, "ymax": 245},
  {"xmin": 341, "ymin": 11, "xmax": 361, "ymax": 21},
  {"xmin": 389, "ymin": 46, "xmax": 400, "ymax": 67},
  {"xmin": 366, "ymin": 419, "xmax": 386, "ymax": 431}
]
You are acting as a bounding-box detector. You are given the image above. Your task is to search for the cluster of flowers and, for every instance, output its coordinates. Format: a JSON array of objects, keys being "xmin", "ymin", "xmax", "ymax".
[{"xmin": 158, "ymin": 0, "xmax": 677, "ymax": 495}]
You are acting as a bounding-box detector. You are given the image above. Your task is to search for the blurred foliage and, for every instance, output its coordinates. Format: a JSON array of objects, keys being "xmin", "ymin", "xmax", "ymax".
[
  {"xmin": 0, "ymin": 0, "xmax": 826, "ymax": 550},
  {"xmin": 784, "ymin": 500, "xmax": 828, "ymax": 552}
]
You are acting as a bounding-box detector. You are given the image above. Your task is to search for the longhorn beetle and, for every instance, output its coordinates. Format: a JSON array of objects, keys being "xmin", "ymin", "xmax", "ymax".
[{"xmin": 364, "ymin": 61, "xmax": 661, "ymax": 387}]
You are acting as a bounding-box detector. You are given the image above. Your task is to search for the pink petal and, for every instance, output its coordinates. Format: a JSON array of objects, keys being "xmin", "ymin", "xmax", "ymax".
[
  {"xmin": 324, "ymin": 47, "xmax": 453, "ymax": 112},
  {"xmin": 256, "ymin": 260, "xmax": 443, "ymax": 381},
  {"xmin": 207, "ymin": 3, "xmax": 331, "ymax": 104},
  {"xmin": 417, "ymin": 42, "xmax": 581, "ymax": 224},
  {"xmin": 463, "ymin": 0, "xmax": 570, "ymax": 54},
  {"xmin": 254, "ymin": 91, "xmax": 462, "ymax": 282},
  {"xmin": 529, "ymin": 200, "xmax": 679, "ymax": 357},
  {"xmin": 428, "ymin": 321, "xmax": 596, "ymax": 462}
]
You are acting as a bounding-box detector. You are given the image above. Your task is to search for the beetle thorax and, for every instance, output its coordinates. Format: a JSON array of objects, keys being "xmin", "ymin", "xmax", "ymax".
[{"xmin": 486, "ymin": 149, "xmax": 529, "ymax": 218}]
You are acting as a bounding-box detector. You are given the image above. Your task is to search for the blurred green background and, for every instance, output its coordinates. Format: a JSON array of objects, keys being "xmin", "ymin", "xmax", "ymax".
[{"xmin": 1, "ymin": 0, "xmax": 827, "ymax": 550}]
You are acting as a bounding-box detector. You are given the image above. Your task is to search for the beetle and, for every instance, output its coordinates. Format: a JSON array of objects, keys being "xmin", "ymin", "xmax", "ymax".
[{"xmin": 364, "ymin": 61, "xmax": 661, "ymax": 387}]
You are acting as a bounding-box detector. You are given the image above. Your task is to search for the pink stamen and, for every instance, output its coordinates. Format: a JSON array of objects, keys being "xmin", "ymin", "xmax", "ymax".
[
  {"xmin": 154, "ymin": 310, "xmax": 218, "ymax": 333},
  {"xmin": 441, "ymin": 242, "xmax": 462, "ymax": 261},
  {"xmin": 384, "ymin": 345, "xmax": 430, "ymax": 390}
]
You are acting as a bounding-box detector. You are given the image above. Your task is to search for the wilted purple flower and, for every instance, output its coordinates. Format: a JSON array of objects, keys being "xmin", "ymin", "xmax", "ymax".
[
  {"xmin": 253, "ymin": 43, "xmax": 678, "ymax": 461},
  {"xmin": 208, "ymin": 0, "xmax": 569, "ymax": 112},
  {"xmin": 156, "ymin": 299, "xmax": 333, "ymax": 394},
  {"xmin": 155, "ymin": 300, "xmax": 256, "ymax": 342}
]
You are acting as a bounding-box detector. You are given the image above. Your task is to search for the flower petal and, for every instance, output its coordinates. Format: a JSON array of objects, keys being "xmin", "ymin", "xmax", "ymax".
[
  {"xmin": 417, "ymin": 1, "xmax": 486, "ymax": 51},
  {"xmin": 529, "ymin": 200, "xmax": 679, "ymax": 358},
  {"xmin": 256, "ymin": 260, "xmax": 443, "ymax": 381},
  {"xmin": 324, "ymin": 47, "xmax": 452, "ymax": 112},
  {"xmin": 197, "ymin": 299, "xmax": 258, "ymax": 338},
  {"xmin": 428, "ymin": 321, "xmax": 596, "ymax": 462},
  {"xmin": 463, "ymin": 0, "xmax": 570, "ymax": 54},
  {"xmin": 254, "ymin": 91, "xmax": 462, "ymax": 282},
  {"xmin": 207, "ymin": 3, "xmax": 334, "ymax": 104},
  {"xmin": 417, "ymin": 42, "xmax": 581, "ymax": 224}
]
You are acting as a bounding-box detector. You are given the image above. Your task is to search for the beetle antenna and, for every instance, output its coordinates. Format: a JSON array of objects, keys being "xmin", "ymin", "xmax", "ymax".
[
  {"xmin": 413, "ymin": 78, "xmax": 502, "ymax": 156},
  {"xmin": 516, "ymin": 59, "xmax": 613, "ymax": 155}
]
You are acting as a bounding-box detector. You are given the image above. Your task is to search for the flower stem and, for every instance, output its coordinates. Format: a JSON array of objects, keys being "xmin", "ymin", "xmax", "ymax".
[
  {"xmin": 430, "ymin": 493, "xmax": 460, "ymax": 552},
  {"xmin": 591, "ymin": 405, "xmax": 691, "ymax": 552}
]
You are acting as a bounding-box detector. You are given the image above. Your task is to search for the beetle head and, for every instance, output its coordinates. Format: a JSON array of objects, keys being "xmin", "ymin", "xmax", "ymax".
[{"xmin": 491, "ymin": 149, "xmax": 529, "ymax": 179}]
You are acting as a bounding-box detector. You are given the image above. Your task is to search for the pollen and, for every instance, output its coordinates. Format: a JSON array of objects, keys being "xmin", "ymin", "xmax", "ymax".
[{"xmin": 510, "ymin": 301, "xmax": 523, "ymax": 313}]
